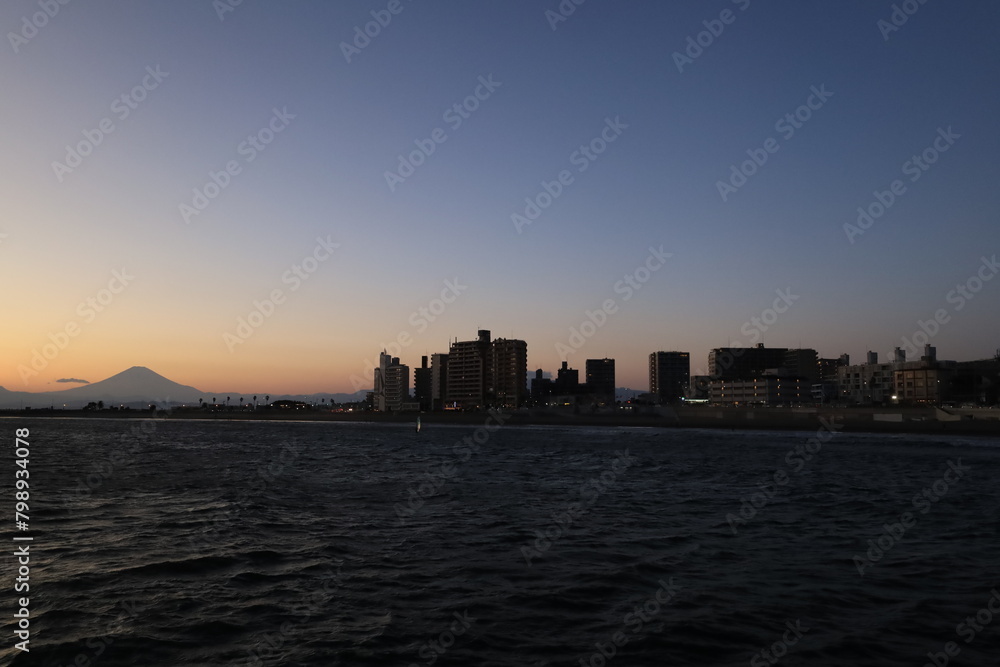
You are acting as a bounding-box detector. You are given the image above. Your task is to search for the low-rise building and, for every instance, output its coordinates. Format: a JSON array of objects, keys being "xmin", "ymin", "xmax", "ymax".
[
  {"xmin": 950, "ymin": 358, "xmax": 1000, "ymax": 405},
  {"xmin": 837, "ymin": 350, "xmax": 896, "ymax": 404},
  {"xmin": 710, "ymin": 375, "xmax": 809, "ymax": 405},
  {"xmin": 893, "ymin": 347, "xmax": 955, "ymax": 404}
]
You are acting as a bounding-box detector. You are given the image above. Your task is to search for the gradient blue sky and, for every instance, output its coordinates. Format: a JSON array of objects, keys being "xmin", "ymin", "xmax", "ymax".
[{"xmin": 2, "ymin": 1, "xmax": 998, "ymax": 394}]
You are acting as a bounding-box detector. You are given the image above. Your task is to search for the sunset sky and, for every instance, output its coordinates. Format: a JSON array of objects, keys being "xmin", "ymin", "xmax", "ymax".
[{"xmin": 2, "ymin": 1, "xmax": 998, "ymax": 395}]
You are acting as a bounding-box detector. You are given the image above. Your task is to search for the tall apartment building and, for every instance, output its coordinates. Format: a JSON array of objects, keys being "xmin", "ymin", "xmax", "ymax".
[
  {"xmin": 531, "ymin": 369, "xmax": 554, "ymax": 402},
  {"xmin": 492, "ymin": 338, "xmax": 528, "ymax": 409},
  {"xmin": 430, "ymin": 353, "xmax": 449, "ymax": 411},
  {"xmin": 445, "ymin": 330, "xmax": 528, "ymax": 410},
  {"xmin": 413, "ymin": 356, "xmax": 431, "ymax": 412},
  {"xmin": 649, "ymin": 351, "xmax": 690, "ymax": 403},
  {"xmin": 374, "ymin": 351, "xmax": 410, "ymax": 412},
  {"xmin": 446, "ymin": 330, "xmax": 492, "ymax": 409},
  {"xmin": 783, "ymin": 348, "xmax": 819, "ymax": 383},
  {"xmin": 585, "ymin": 358, "xmax": 616, "ymax": 398},
  {"xmin": 554, "ymin": 361, "xmax": 580, "ymax": 395}
]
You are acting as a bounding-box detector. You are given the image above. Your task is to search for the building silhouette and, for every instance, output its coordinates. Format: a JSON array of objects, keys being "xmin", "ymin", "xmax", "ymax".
[
  {"xmin": 649, "ymin": 351, "xmax": 689, "ymax": 403},
  {"xmin": 492, "ymin": 337, "xmax": 528, "ymax": 409},
  {"xmin": 414, "ymin": 356, "xmax": 431, "ymax": 411},
  {"xmin": 951, "ymin": 356, "xmax": 1000, "ymax": 405},
  {"xmin": 554, "ymin": 361, "xmax": 580, "ymax": 395},
  {"xmin": 446, "ymin": 330, "xmax": 492, "ymax": 409},
  {"xmin": 708, "ymin": 345, "xmax": 819, "ymax": 382},
  {"xmin": 374, "ymin": 351, "xmax": 410, "ymax": 412},
  {"xmin": 530, "ymin": 369, "xmax": 553, "ymax": 403},
  {"xmin": 445, "ymin": 330, "xmax": 527, "ymax": 409},
  {"xmin": 586, "ymin": 358, "xmax": 616, "ymax": 399},
  {"xmin": 430, "ymin": 353, "xmax": 449, "ymax": 411}
]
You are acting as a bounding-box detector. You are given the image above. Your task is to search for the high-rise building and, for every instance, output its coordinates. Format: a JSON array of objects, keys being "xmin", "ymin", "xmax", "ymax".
[
  {"xmin": 414, "ymin": 356, "xmax": 431, "ymax": 412},
  {"xmin": 430, "ymin": 353, "xmax": 449, "ymax": 411},
  {"xmin": 374, "ymin": 351, "xmax": 410, "ymax": 412},
  {"xmin": 585, "ymin": 358, "xmax": 616, "ymax": 398},
  {"xmin": 446, "ymin": 330, "xmax": 493, "ymax": 409},
  {"xmin": 445, "ymin": 330, "xmax": 528, "ymax": 409},
  {"xmin": 783, "ymin": 348, "xmax": 819, "ymax": 383},
  {"xmin": 373, "ymin": 351, "xmax": 388, "ymax": 412},
  {"xmin": 492, "ymin": 338, "xmax": 527, "ymax": 409},
  {"xmin": 649, "ymin": 351, "xmax": 690, "ymax": 403},
  {"xmin": 384, "ymin": 363, "xmax": 410, "ymax": 410},
  {"xmin": 530, "ymin": 369, "xmax": 553, "ymax": 403},
  {"xmin": 554, "ymin": 361, "xmax": 580, "ymax": 395}
]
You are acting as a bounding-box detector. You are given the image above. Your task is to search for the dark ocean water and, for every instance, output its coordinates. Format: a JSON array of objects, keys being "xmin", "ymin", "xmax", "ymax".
[{"xmin": 2, "ymin": 417, "xmax": 999, "ymax": 667}]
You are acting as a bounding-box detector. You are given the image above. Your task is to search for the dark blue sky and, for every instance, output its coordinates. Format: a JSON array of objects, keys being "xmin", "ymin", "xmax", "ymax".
[{"xmin": 3, "ymin": 0, "xmax": 998, "ymax": 391}]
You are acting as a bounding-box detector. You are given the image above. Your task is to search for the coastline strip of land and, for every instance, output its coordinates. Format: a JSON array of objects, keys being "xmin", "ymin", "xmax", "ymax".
[{"xmin": 4, "ymin": 406, "xmax": 1000, "ymax": 436}]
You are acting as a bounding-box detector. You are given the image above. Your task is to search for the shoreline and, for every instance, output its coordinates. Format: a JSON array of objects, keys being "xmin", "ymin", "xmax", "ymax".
[{"xmin": 4, "ymin": 406, "xmax": 1000, "ymax": 436}]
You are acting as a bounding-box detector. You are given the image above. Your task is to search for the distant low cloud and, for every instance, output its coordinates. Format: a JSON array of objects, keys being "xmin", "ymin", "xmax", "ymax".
[{"xmin": 56, "ymin": 378, "xmax": 90, "ymax": 384}]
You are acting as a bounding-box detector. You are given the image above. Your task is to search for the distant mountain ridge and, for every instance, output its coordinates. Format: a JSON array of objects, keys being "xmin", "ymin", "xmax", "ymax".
[{"xmin": 0, "ymin": 367, "xmax": 368, "ymax": 409}]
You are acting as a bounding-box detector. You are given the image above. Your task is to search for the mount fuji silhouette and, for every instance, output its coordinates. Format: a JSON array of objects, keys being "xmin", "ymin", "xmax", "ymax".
[
  {"xmin": 56, "ymin": 366, "xmax": 203, "ymax": 403},
  {"xmin": 0, "ymin": 366, "xmax": 369, "ymax": 409},
  {"xmin": 0, "ymin": 366, "xmax": 202, "ymax": 408}
]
